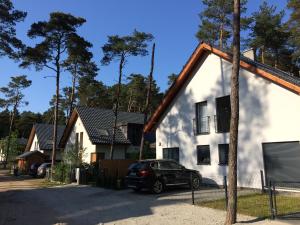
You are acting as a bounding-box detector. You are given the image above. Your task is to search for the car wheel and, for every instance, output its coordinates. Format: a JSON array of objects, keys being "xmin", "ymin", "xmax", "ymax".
[
  {"xmin": 191, "ymin": 176, "xmax": 201, "ymax": 190},
  {"xmin": 152, "ymin": 180, "xmax": 164, "ymax": 194}
]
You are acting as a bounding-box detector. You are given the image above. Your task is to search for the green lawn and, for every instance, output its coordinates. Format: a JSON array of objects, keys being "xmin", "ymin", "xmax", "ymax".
[{"xmin": 198, "ymin": 193, "xmax": 300, "ymax": 218}]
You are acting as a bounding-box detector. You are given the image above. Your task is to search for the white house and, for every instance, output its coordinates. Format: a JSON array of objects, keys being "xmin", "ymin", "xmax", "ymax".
[
  {"xmin": 144, "ymin": 43, "xmax": 300, "ymax": 189},
  {"xmin": 25, "ymin": 123, "xmax": 65, "ymax": 161},
  {"xmin": 59, "ymin": 107, "xmax": 145, "ymax": 163}
]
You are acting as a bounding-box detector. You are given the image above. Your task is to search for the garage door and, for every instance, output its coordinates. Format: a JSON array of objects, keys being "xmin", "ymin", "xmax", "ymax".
[{"xmin": 263, "ymin": 141, "xmax": 300, "ymax": 184}]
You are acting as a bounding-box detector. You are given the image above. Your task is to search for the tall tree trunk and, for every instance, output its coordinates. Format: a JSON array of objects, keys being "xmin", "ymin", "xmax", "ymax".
[
  {"xmin": 225, "ymin": 0, "xmax": 240, "ymax": 224},
  {"xmin": 261, "ymin": 46, "xmax": 265, "ymax": 64},
  {"xmin": 127, "ymin": 89, "xmax": 133, "ymax": 112},
  {"xmin": 274, "ymin": 50, "xmax": 279, "ymax": 69},
  {"xmin": 4, "ymin": 98, "xmax": 18, "ymax": 169},
  {"xmin": 110, "ymin": 54, "xmax": 125, "ymax": 160},
  {"xmin": 219, "ymin": 22, "xmax": 224, "ymax": 49},
  {"xmin": 51, "ymin": 47, "xmax": 61, "ymax": 180},
  {"xmin": 139, "ymin": 43, "xmax": 155, "ymax": 160},
  {"xmin": 69, "ymin": 69, "xmax": 77, "ymax": 120}
]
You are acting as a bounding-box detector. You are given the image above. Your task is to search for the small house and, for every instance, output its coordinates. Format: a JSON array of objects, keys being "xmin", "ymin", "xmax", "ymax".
[{"xmin": 145, "ymin": 43, "xmax": 300, "ymax": 189}]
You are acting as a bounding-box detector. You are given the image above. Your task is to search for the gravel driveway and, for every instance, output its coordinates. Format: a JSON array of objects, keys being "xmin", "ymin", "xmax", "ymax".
[{"xmin": 0, "ymin": 170, "xmax": 296, "ymax": 225}]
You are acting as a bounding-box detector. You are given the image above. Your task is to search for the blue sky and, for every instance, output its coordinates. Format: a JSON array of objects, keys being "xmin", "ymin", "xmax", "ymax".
[{"xmin": 0, "ymin": 0, "xmax": 288, "ymax": 113}]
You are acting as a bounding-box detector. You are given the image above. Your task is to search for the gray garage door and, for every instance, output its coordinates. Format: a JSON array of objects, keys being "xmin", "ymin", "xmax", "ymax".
[{"xmin": 263, "ymin": 141, "xmax": 300, "ymax": 184}]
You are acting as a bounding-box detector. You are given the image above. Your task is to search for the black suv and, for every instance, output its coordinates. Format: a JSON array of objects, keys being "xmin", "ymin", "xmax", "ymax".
[{"xmin": 125, "ymin": 159, "xmax": 202, "ymax": 194}]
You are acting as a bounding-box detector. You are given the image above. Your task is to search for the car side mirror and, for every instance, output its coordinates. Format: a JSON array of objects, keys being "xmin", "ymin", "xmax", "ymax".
[{"xmin": 181, "ymin": 165, "xmax": 186, "ymax": 170}]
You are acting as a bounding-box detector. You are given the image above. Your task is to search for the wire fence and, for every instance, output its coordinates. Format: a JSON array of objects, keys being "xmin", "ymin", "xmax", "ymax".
[{"xmin": 191, "ymin": 172, "xmax": 300, "ymax": 221}]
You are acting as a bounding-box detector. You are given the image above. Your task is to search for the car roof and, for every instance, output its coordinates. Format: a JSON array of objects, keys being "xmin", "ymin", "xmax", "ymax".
[{"xmin": 139, "ymin": 159, "xmax": 178, "ymax": 163}]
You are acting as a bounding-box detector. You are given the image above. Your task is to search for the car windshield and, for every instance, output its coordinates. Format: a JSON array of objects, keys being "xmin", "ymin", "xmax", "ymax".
[
  {"xmin": 40, "ymin": 163, "xmax": 51, "ymax": 168},
  {"xmin": 128, "ymin": 162, "xmax": 149, "ymax": 170}
]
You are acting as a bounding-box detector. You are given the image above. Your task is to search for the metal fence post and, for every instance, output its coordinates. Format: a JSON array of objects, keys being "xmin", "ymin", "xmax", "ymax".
[
  {"xmin": 224, "ymin": 176, "xmax": 228, "ymax": 209},
  {"xmin": 272, "ymin": 182, "xmax": 277, "ymax": 218},
  {"xmin": 268, "ymin": 180, "xmax": 275, "ymax": 219},
  {"xmin": 191, "ymin": 173, "xmax": 194, "ymax": 205},
  {"xmin": 260, "ymin": 170, "xmax": 265, "ymax": 193}
]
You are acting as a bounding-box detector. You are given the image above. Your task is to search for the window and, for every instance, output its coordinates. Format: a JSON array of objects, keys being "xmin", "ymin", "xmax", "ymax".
[
  {"xmin": 79, "ymin": 132, "xmax": 83, "ymax": 150},
  {"xmin": 215, "ymin": 95, "xmax": 231, "ymax": 133},
  {"xmin": 163, "ymin": 147, "xmax": 179, "ymax": 162},
  {"xmin": 159, "ymin": 161, "xmax": 181, "ymax": 170},
  {"xmin": 75, "ymin": 133, "xmax": 79, "ymax": 151},
  {"xmin": 90, "ymin": 152, "xmax": 105, "ymax": 163},
  {"xmin": 195, "ymin": 101, "xmax": 210, "ymax": 134},
  {"xmin": 218, "ymin": 144, "xmax": 229, "ymax": 165},
  {"xmin": 197, "ymin": 145, "xmax": 211, "ymax": 165}
]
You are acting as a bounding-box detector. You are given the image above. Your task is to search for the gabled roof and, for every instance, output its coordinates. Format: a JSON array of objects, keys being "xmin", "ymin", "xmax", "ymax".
[
  {"xmin": 59, "ymin": 106, "xmax": 144, "ymax": 147},
  {"xmin": 25, "ymin": 123, "xmax": 66, "ymax": 151},
  {"xmin": 16, "ymin": 150, "xmax": 46, "ymax": 159},
  {"xmin": 144, "ymin": 42, "xmax": 300, "ymax": 133}
]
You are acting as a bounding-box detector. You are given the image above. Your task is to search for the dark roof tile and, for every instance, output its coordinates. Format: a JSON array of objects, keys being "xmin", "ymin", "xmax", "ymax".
[
  {"xmin": 35, "ymin": 123, "xmax": 65, "ymax": 150},
  {"xmin": 76, "ymin": 107, "xmax": 144, "ymax": 145}
]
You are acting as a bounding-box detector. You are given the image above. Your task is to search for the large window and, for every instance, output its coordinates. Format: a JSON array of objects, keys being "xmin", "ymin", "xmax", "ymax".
[
  {"xmin": 163, "ymin": 147, "xmax": 179, "ymax": 162},
  {"xmin": 215, "ymin": 95, "xmax": 231, "ymax": 133},
  {"xmin": 218, "ymin": 144, "xmax": 229, "ymax": 165},
  {"xmin": 79, "ymin": 132, "xmax": 83, "ymax": 150},
  {"xmin": 195, "ymin": 101, "xmax": 210, "ymax": 134},
  {"xmin": 197, "ymin": 145, "xmax": 211, "ymax": 165}
]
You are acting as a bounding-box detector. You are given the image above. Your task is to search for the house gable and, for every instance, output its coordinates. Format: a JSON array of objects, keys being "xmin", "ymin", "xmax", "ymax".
[
  {"xmin": 155, "ymin": 50, "xmax": 300, "ymax": 188},
  {"xmin": 144, "ymin": 43, "xmax": 300, "ymax": 133}
]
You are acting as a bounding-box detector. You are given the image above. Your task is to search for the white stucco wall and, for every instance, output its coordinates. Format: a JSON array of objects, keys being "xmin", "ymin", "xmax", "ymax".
[
  {"xmin": 66, "ymin": 116, "xmax": 96, "ymax": 163},
  {"xmin": 156, "ymin": 53, "xmax": 300, "ymax": 189},
  {"xmin": 29, "ymin": 134, "xmax": 41, "ymax": 152}
]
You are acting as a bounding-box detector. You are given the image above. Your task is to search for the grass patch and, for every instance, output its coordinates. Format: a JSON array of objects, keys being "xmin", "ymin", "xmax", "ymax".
[
  {"xmin": 198, "ymin": 193, "xmax": 300, "ymax": 218},
  {"xmin": 39, "ymin": 180, "xmax": 64, "ymax": 188}
]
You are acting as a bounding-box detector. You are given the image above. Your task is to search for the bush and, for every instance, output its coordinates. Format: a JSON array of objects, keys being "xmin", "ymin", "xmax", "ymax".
[{"xmin": 53, "ymin": 163, "xmax": 72, "ymax": 184}]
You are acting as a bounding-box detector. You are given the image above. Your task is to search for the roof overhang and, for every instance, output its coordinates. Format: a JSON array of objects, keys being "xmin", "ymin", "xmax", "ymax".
[
  {"xmin": 59, "ymin": 109, "xmax": 79, "ymax": 148},
  {"xmin": 25, "ymin": 126, "xmax": 36, "ymax": 151},
  {"xmin": 144, "ymin": 42, "xmax": 300, "ymax": 133}
]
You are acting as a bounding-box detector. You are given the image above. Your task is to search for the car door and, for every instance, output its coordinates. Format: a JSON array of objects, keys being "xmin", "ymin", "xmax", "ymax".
[
  {"xmin": 159, "ymin": 161, "xmax": 178, "ymax": 185},
  {"xmin": 169, "ymin": 161, "xmax": 190, "ymax": 184}
]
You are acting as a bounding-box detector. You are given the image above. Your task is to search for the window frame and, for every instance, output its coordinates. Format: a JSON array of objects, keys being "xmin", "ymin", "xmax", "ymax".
[
  {"xmin": 162, "ymin": 147, "xmax": 179, "ymax": 163},
  {"xmin": 195, "ymin": 101, "xmax": 210, "ymax": 135},
  {"xmin": 218, "ymin": 144, "xmax": 229, "ymax": 166},
  {"xmin": 197, "ymin": 145, "xmax": 211, "ymax": 165},
  {"xmin": 215, "ymin": 95, "xmax": 231, "ymax": 133}
]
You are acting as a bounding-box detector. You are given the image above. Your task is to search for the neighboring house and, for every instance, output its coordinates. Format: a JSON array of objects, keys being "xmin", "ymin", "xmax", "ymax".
[
  {"xmin": 59, "ymin": 107, "xmax": 145, "ymax": 163},
  {"xmin": 144, "ymin": 43, "xmax": 300, "ymax": 189},
  {"xmin": 25, "ymin": 123, "xmax": 66, "ymax": 161}
]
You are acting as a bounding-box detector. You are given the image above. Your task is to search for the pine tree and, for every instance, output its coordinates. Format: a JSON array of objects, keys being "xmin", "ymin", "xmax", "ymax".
[
  {"xmin": 0, "ymin": 75, "xmax": 31, "ymax": 167},
  {"xmin": 249, "ymin": 1, "xmax": 287, "ymax": 65},
  {"xmin": 20, "ymin": 12, "xmax": 86, "ymax": 177},
  {"xmin": 287, "ymin": 0, "xmax": 300, "ymax": 67},
  {"xmin": 101, "ymin": 30, "xmax": 153, "ymax": 159},
  {"xmin": 0, "ymin": 0, "xmax": 27, "ymax": 59},
  {"xmin": 196, "ymin": 0, "xmax": 249, "ymax": 48},
  {"xmin": 63, "ymin": 34, "xmax": 98, "ymax": 119}
]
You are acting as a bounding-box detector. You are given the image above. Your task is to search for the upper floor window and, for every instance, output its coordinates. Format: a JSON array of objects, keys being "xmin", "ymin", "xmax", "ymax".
[
  {"xmin": 197, "ymin": 145, "xmax": 211, "ymax": 165},
  {"xmin": 195, "ymin": 101, "xmax": 210, "ymax": 134},
  {"xmin": 218, "ymin": 144, "xmax": 229, "ymax": 165},
  {"xmin": 215, "ymin": 95, "xmax": 231, "ymax": 133},
  {"xmin": 79, "ymin": 132, "xmax": 83, "ymax": 150}
]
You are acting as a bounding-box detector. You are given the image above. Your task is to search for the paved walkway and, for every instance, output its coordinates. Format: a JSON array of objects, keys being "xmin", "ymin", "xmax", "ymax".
[{"xmin": 0, "ymin": 169, "xmax": 298, "ymax": 225}]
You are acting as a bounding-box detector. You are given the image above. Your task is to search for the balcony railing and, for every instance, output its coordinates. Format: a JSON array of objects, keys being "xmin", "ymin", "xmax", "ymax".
[{"xmin": 193, "ymin": 116, "xmax": 210, "ymax": 135}]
